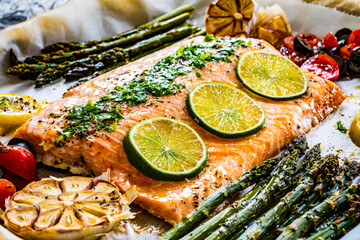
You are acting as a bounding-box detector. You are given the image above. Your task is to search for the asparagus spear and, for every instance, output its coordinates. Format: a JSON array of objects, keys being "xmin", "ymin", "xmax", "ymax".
[
  {"xmin": 8, "ymin": 49, "xmax": 22, "ymax": 66},
  {"xmin": 306, "ymin": 203, "xmax": 360, "ymax": 240},
  {"xmin": 235, "ymin": 151, "xmax": 339, "ymax": 240},
  {"xmin": 34, "ymin": 24, "xmax": 198, "ymax": 87},
  {"xmin": 274, "ymin": 156, "xmax": 354, "ymax": 234},
  {"xmin": 68, "ymin": 40, "xmax": 176, "ymax": 86},
  {"xmin": 64, "ymin": 23, "xmax": 205, "ymax": 82},
  {"xmin": 180, "ymin": 180, "xmax": 267, "ymax": 240},
  {"xmin": 25, "ymin": 12, "xmax": 191, "ymax": 64},
  {"xmin": 6, "ymin": 61, "xmax": 56, "ymax": 78},
  {"xmin": 41, "ymin": 5, "xmax": 195, "ymax": 53},
  {"xmin": 160, "ymin": 136, "xmax": 308, "ymax": 240},
  {"xmin": 204, "ymin": 150, "xmax": 302, "ymax": 240},
  {"xmin": 275, "ymin": 184, "xmax": 360, "ymax": 240}
]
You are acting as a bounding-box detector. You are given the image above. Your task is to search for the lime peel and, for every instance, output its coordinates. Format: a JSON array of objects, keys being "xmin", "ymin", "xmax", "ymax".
[
  {"xmin": 236, "ymin": 51, "xmax": 308, "ymax": 100},
  {"xmin": 124, "ymin": 117, "xmax": 208, "ymax": 181},
  {"xmin": 186, "ymin": 82, "xmax": 266, "ymax": 139}
]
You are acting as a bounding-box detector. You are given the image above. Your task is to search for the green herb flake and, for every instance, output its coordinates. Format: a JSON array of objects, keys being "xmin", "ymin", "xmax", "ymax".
[
  {"xmin": 0, "ymin": 97, "xmax": 10, "ymax": 105},
  {"xmin": 336, "ymin": 121, "xmax": 347, "ymax": 134},
  {"xmin": 204, "ymin": 34, "xmax": 216, "ymax": 42},
  {"xmin": 195, "ymin": 71, "xmax": 202, "ymax": 78}
]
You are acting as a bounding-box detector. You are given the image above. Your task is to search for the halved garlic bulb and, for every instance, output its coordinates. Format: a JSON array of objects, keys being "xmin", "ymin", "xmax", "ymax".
[{"xmin": 3, "ymin": 176, "xmax": 136, "ymax": 240}]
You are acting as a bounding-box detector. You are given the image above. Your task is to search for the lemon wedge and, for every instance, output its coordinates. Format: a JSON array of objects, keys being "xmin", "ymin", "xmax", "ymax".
[{"xmin": 0, "ymin": 94, "xmax": 42, "ymax": 135}]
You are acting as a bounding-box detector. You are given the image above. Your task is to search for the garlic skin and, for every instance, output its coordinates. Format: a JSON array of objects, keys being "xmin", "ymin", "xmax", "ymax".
[{"xmin": 250, "ymin": 4, "xmax": 292, "ymax": 48}]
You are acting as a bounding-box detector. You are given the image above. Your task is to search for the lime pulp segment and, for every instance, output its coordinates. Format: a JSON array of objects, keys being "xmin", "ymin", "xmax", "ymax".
[
  {"xmin": 236, "ymin": 51, "xmax": 308, "ymax": 100},
  {"xmin": 124, "ymin": 117, "xmax": 208, "ymax": 181},
  {"xmin": 186, "ymin": 82, "xmax": 266, "ymax": 138}
]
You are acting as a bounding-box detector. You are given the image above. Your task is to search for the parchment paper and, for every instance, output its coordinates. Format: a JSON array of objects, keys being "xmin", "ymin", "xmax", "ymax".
[{"xmin": 0, "ymin": 0, "xmax": 359, "ymax": 238}]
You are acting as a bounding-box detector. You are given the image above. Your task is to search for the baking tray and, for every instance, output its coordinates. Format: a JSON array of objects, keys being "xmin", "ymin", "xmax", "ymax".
[{"xmin": 0, "ymin": 0, "xmax": 359, "ymax": 238}]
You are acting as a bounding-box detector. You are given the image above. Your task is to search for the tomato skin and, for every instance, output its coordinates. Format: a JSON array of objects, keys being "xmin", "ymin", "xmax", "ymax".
[
  {"xmin": 283, "ymin": 34, "xmax": 321, "ymax": 52},
  {"xmin": 284, "ymin": 36, "xmax": 295, "ymax": 51},
  {"xmin": 2, "ymin": 168, "xmax": 31, "ymax": 190},
  {"xmin": 0, "ymin": 145, "xmax": 37, "ymax": 181},
  {"xmin": 323, "ymin": 32, "xmax": 339, "ymax": 52},
  {"xmin": 301, "ymin": 53, "xmax": 340, "ymax": 81},
  {"xmin": 298, "ymin": 33, "xmax": 322, "ymax": 48},
  {"xmin": 340, "ymin": 43, "xmax": 360, "ymax": 60},
  {"xmin": 0, "ymin": 179, "xmax": 16, "ymax": 210},
  {"xmin": 348, "ymin": 29, "xmax": 360, "ymax": 45},
  {"xmin": 279, "ymin": 46, "xmax": 307, "ymax": 66}
]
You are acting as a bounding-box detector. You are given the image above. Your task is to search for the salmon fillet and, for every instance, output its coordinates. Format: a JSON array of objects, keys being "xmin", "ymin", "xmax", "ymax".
[{"xmin": 13, "ymin": 36, "xmax": 346, "ymax": 224}]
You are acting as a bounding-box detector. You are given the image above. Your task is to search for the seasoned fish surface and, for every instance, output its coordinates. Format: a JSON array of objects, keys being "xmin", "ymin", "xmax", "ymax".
[{"xmin": 14, "ymin": 36, "xmax": 346, "ymax": 224}]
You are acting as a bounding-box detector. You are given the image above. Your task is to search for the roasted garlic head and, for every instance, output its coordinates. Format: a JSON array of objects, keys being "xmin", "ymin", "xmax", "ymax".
[
  {"xmin": 3, "ymin": 176, "xmax": 136, "ymax": 240},
  {"xmin": 206, "ymin": 0, "xmax": 255, "ymax": 37}
]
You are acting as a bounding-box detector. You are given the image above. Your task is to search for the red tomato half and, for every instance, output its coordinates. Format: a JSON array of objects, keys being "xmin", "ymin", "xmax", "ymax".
[
  {"xmin": 323, "ymin": 32, "xmax": 339, "ymax": 52},
  {"xmin": 284, "ymin": 36, "xmax": 295, "ymax": 51},
  {"xmin": 0, "ymin": 145, "xmax": 37, "ymax": 181},
  {"xmin": 340, "ymin": 43, "xmax": 360, "ymax": 60},
  {"xmin": 2, "ymin": 168, "xmax": 31, "ymax": 191},
  {"xmin": 0, "ymin": 179, "xmax": 16, "ymax": 210},
  {"xmin": 301, "ymin": 53, "xmax": 340, "ymax": 81},
  {"xmin": 298, "ymin": 33, "xmax": 322, "ymax": 48},
  {"xmin": 279, "ymin": 47, "xmax": 307, "ymax": 66},
  {"xmin": 348, "ymin": 29, "xmax": 360, "ymax": 45}
]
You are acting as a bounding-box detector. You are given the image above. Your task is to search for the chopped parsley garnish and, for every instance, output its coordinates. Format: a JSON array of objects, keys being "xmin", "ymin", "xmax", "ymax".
[
  {"xmin": 59, "ymin": 36, "xmax": 251, "ymax": 141},
  {"xmin": 60, "ymin": 100, "xmax": 123, "ymax": 140},
  {"xmin": 336, "ymin": 121, "xmax": 347, "ymax": 134},
  {"xmin": 0, "ymin": 97, "xmax": 10, "ymax": 105}
]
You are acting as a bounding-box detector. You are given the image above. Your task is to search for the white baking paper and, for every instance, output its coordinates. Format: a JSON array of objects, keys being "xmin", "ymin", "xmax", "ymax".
[{"xmin": 0, "ymin": 0, "xmax": 359, "ymax": 238}]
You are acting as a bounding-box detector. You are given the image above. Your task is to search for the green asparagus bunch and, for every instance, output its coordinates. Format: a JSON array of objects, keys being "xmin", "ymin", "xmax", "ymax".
[
  {"xmin": 6, "ymin": 5, "xmax": 204, "ymax": 87},
  {"xmin": 160, "ymin": 137, "xmax": 360, "ymax": 240}
]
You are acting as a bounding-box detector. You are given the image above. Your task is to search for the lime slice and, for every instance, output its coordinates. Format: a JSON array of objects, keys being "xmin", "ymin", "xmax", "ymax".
[
  {"xmin": 186, "ymin": 82, "xmax": 266, "ymax": 138},
  {"xmin": 236, "ymin": 51, "xmax": 308, "ymax": 100},
  {"xmin": 123, "ymin": 117, "xmax": 208, "ymax": 181}
]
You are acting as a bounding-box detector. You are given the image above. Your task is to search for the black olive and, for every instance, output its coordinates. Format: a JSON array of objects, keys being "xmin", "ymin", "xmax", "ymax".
[
  {"xmin": 294, "ymin": 36, "xmax": 314, "ymax": 55},
  {"xmin": 0, "ymin": 168, "xmax": 3, "ymax": 178},
  {"xmin": 312, "ymin": 49, "xmax": 323, "ymax": 55},
  {"xmin": 319, "ymin": 45, "xmax": 326, "ymax": 52},
  {"xmin": 8, "ymin": 138, "xmax": 36, "ymax": 157},
  {"xmin": 347, "ymin": 46, "xmax": 360, "ymax": 74},
  {"xmin": 335, "ymin": 28, "xmax": 352, "ymax": 43},
  {"xmin": 329, "ymin": 47, "xmax": 339, "ymax": 56},
  {"xmin": 330, "ymin": 54, "xmax": 346, "ymax": 77},
  {"xmin": 337, "ymin": 39, "xmax": 347, "ymax": 48}
]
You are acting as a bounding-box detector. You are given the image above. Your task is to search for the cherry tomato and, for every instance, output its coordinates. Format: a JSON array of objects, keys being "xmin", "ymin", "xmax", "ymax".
[
  {"xmin": 0, "ymin": 179, "xmax": 16, "ymax": 210},
  {"xmin": 340, "ymin": 43, "xmax": 360, "ymax": 60},
  {"xmin": 301, "ymin": 53, "xmax": 340, "ymax": 81},
  {"xmin": 298, "ymin": 33, "xmax": 322, "ymax": 48},
  {"xmin": 0, "ymin": 144, "xmax": 36, "ymax": 181},
  {"xmin": 2, "ymin": 168, "xmax": 31, "ymax": 190},
  {"xmin": 348, "ymin": 29, "xmax": 360, "ymax": 45},
  {"xmin": 284, "ymin": 36, "xmax": 295, "ymax": 51},
  {"xmin": 323, "ymin": 32, "xmax": 339, "ymax": 52},
  {"xmin": 280, "ymin": 47, "xmax": 307, "ymax": 66}
]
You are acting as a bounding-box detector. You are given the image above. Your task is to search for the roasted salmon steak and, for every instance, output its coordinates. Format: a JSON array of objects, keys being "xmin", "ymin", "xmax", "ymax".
[{"xmin": 14, "ymin": 36, "xmax": 346, "ymax": 224}]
